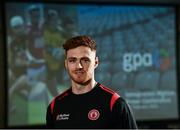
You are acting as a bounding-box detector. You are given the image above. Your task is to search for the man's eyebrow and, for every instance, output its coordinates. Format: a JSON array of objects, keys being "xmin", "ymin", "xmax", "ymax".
[
  {"xmin": 67, "ymin": 57, "xmax": 76, "ymax": 59},
  {"xmin": 81, "ymin": 57, "xmax": 90, "ymax": 59},
  {"xmin": 68, "ymin": 56, "xmax": 90, "ymax": 59}
]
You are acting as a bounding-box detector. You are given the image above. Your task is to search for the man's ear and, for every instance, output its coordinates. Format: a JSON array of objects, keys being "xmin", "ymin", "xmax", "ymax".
[{"xmin": 94, "ymin": 57, "xmax": 99, "ymax": 69}]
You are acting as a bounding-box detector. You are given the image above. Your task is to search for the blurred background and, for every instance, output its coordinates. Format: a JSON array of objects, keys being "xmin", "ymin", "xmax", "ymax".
[{"xmin": 1, "ymin": 0, "xmax": 180, "ymax": 128}]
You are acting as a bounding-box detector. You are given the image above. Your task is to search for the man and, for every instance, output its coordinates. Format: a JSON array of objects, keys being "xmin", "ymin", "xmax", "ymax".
[
  {"xmin": 46, "ymin": 35, "xmax": 137, "ymax": 129},
  {"xmin": 8, "ymin": 15, "xmax": 29, "ymax": 113},
  {"xmin": 43, "ymin": 9, "xmax": 66, "ymax": 96}
]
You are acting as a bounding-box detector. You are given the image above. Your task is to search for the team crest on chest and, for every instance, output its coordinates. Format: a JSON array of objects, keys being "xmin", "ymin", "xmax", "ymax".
[{"xmin": 88, "ymin": 109, "xmax": 100, "ymax": 120}]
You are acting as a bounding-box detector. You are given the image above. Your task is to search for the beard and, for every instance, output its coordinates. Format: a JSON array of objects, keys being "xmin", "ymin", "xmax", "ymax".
[{"xmin": 67, "ymin": 68, "xmax": 92, "ymax": 85}]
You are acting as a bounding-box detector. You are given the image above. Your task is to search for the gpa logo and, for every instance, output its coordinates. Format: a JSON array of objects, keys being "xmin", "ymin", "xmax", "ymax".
[
  {"xmin": 88, "ymin": 109, "xmax": 100, "ymax": 121},
  {"xmin": 122, "ymin": 49, "xmax": 171, "ymax": 72}
]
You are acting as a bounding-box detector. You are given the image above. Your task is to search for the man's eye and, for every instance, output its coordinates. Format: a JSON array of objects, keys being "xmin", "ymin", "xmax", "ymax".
[
  {"xmin": 69, "ymin": 59, "xmax": 76, "ymax": 63},
  {"xmin": 81, "ymin": 58, "xmax": 90, "ymax": 63}
]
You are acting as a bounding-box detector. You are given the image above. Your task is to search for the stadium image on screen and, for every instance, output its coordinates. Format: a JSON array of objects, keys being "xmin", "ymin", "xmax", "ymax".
[{"xmin": 5, "ymin": 2, "xmax": 178, "ymax": 126}]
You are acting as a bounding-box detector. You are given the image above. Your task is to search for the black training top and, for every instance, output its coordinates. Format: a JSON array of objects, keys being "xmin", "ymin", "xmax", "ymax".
[{"xmin": 46, "ymin": 83, "xmax": 137, "ymax": 129}]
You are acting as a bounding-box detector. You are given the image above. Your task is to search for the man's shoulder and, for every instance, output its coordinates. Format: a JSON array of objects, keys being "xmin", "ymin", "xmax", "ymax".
[
  {"xmin": 98, "ymin": 83, "xmax": 120, "ymax": 97},
  {"xmin": 98, "ymin": 83, "xmax": 121, "ymax": 111},
  {"xmin": 47, "ymin": 88, "xmax": 71, "ymax": 114},
  {"xmin": 49, "ymin": 88, "xmax": 71, "ymax": 105}
]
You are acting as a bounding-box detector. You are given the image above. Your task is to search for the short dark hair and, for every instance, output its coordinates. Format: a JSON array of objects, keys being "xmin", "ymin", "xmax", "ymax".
[{"xmin": 63, "ymin": 35, "xmax": 97, "ymax": 52}]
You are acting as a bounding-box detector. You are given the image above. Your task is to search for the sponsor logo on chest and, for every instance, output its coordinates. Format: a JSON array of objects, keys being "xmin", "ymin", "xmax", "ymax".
[{"xmin": 56, "ymin": 114, "xmax": 70, "ymax": 121}]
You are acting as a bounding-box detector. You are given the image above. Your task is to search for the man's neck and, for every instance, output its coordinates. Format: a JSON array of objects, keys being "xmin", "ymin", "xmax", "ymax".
[{"xmin": 71, "ymin": 80, "xmax": 97, "ymax": 95}]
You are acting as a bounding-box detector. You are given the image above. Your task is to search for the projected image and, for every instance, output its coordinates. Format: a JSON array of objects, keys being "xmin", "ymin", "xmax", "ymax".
[
  {"xmin": 6, "ymin": 3, "xmax": 77, "ymax": 126},
  {"xmin": 6, "ymin": 3, "xmax": 178, "ymax": 126}
]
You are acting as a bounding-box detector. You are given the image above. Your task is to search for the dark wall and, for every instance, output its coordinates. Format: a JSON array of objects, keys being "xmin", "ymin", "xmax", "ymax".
[
  {"xmin": 0, "ymin": 32, "xmax": 5, "ymax": 128},
  {"xmin": 0, "ymin": 43, "xmax": 5, "ymax": 128},
  {"xmin": 0, "ymin": 2, "xmax": 5, "ymax": 128}
]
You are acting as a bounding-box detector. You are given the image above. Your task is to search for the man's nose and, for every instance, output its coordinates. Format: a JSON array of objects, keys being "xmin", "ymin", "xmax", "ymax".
[{"xmin": 76, "ymin": 60, "xmax": 83, "ymax": 68}]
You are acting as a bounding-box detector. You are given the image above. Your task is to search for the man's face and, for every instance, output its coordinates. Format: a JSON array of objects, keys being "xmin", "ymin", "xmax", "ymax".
[{"xmin": 65, "ymin": 46, "xmax": 98, "ymax": 85}]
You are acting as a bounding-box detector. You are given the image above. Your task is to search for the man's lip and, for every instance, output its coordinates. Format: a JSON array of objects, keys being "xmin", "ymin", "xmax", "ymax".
[{"xmin": 74, "ymin": 71, "xmax": 85, "ymax": 74}]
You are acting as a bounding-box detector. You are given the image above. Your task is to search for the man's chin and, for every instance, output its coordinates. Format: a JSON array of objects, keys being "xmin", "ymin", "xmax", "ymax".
[{"xmin": 73, "ymin": 79, "xmax": 91, "ymax": 86}]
